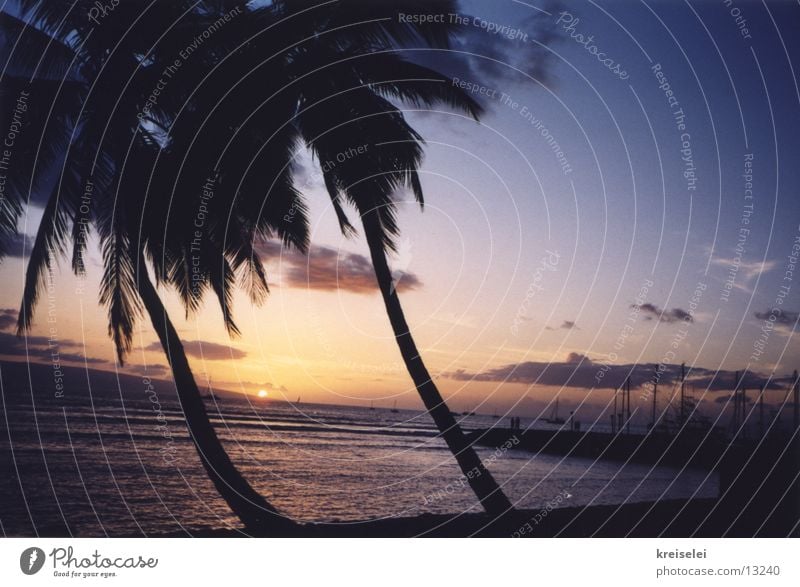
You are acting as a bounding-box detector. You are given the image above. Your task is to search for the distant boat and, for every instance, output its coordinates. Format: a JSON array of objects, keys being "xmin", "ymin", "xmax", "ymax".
[
  {"xmin": 545, "ymin": 399, "xmax": 566, "ymax": 424},
  {"xmin": 369, "ymin": 401, "xmax": 375, "ymax": 411},
  {"xmin": 390, "ymin": 400, "xmax": 399, "ymax": 413},
  {"xmin": 295, "ymin": 396, "xmax": 301, "ymax": 405}
]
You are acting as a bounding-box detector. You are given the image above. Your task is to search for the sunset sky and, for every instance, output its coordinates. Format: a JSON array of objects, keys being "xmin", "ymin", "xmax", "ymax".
[{"xmin": 1, "ymin": 0, "xmax": 798, "ymax": 421}]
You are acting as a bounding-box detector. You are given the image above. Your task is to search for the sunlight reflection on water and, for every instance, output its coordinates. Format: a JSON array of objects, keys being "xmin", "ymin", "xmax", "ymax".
[{"xmin": 1, "ymin": 400, "xmax": 717, "ymax": 535}]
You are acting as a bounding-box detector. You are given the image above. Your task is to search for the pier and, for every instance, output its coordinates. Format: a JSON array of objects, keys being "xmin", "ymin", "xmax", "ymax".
[{"xmin": 466, "ymin": 426, "xmax": 726, "ymax": 470}]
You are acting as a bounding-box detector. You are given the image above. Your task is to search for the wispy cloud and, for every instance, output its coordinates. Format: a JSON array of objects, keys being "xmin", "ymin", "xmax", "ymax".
[
  {"xmin": 223, "ymin": 380, "xmax": 289, "ymax": 394},
  {"xmin": 432, "ymin": 312, "xmax": 478, "ymax": 329},
  {"xmin": 709, "ymin": 255, "xmax": 778, "ymax": 293},
  {"xmin": 637, "ymin": 303, "xmax": 694, "ymax": 324},
  {"xmin": 144, "ymin": 340, "xmax": 247, "ymax": 360}
]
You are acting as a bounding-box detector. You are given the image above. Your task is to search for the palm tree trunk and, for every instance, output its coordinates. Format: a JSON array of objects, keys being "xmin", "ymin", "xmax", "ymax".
[
  {"xmin": 135, "ymin": 255, "xmax": 294, "ymax": 533},
  {"xmin": 362, "ymin": 212, "xmax": 514, "ymax": 517}
]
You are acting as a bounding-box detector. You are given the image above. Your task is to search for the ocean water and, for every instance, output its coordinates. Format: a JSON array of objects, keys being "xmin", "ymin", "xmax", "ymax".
[{"xmin": 0, "ymin": 389, "xmax": 718, "ymax": 536}]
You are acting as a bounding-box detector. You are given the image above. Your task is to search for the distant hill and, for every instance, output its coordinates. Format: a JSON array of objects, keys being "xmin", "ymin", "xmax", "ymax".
[{"xmin": 0, "ymin": 359, "xmax": 242, "ymax": 409}]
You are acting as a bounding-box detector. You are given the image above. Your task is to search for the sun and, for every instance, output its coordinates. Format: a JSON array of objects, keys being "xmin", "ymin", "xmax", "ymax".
[{"xmin": 257, "ymin": 389, "xmax": 268, "ymax": 398}]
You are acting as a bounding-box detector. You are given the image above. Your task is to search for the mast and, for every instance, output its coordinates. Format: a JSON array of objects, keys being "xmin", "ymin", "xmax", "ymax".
[
  {"xmin": 680, "ymin": 362, "xmax": 686, "ymax": 427},
  {"xmin": 613, "ymin": 386, "xmax": 618, "ymax": 433},
  {"xmin": 794, "ymin": 370, "xmax": 799, "ymax": 432},
  {"xmin": 626, "ymin": 376, "xmax": 631, "ymax": 434},
  {"xmin": 652, "ymin": 366, "xmax": 658, "ymax": 429},
  {"xmin": 742, "ymin": 384, "xmax": 748, "ymax": 439},
  {"xmin": 733, "ymin": 371, "xmax": 740, "ymax": 432}
]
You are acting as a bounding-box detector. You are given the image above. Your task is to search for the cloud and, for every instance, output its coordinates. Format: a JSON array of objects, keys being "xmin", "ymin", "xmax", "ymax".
[
  {"xmin": 546, "ymin": 320, "xmax": 579, "ymax": 331},
  {"xmin": 716, "ymin": 258, "xmax": 778, "ymax": 282},
  {"xmin": 460, "ymin": 9, "xmax": 562, "ymax": 86},
  {"xmin": 2, "ymin": 233, "xmax": 34, "ymax": 258},
  {"xmin": 636, "ymin": 303, "xmax": 694, "ymax": 324},
  {"xmin": 252, "ymin": 381, "xmax": 289, "ymax": 393},
  {"xmin": 55, "ymin": 353, "xmax": 108, "ymax": 365},
  {"xmin": 446, "ymin": 354, "xmax": 785, "ymax": 391},
  {"xmin": 127, "ymin": 363, "xmax": 170, "ymax": 375},
  {"xmin": 0, "ymin": 332, "xmax": 51, "ymax": 355},
  {"xmin": 754, "ymin": 309, "xmax": 799, "ymax": 326},
  {"xmin": 216, "ymin": 380, "xmax": 290, "ymax": 395},
  {"xmin": 0, "ymin": 308, "xmax": 16, "ymax": 331},
  {"xmin": 709, "ymin": 256, "xmax": 778, "ymax": 293},
  {"xmin": 144, "ymin": 340, "xmax": 247, "ymax": 360},
  {"xmin": 408, "ymin": 2, "xmax": 564, "ymax": 98},
  {"xmin": 753, "ymin": 309, "xmax": 799, "ymax": 338},
  {"xmin": 0, "ymin": 331, "xmax": 108, "ymax": 365},
  {"xmin": 292, "ymin": 157, "xmax": 323, "ymax": 191},
  {"xmin": 287, "ymin": 245, "xmax": 374, "ymax": 293},
  {"xmin": 259, "ymin": 241, "xmax": 422, "ymax": 294}
]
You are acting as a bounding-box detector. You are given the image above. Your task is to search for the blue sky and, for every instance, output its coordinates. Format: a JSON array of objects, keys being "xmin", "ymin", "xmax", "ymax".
[{"xmin": 1, "ymin": 0, "xmax": 798, "ymax": 418}]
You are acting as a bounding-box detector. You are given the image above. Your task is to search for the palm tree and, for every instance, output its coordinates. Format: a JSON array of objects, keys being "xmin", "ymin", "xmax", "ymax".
[
  {"xmin": 1, "ymin": 0, "xmax": 304, "ymax": 532},
  {"xmin": 170, "ymin": 0, "xmax": 514, "ymax": 515},
  {"xmin": 175, "ymin": 0, "xmax": 514, "ymax": 516},
  {"xmin": 277, "ymin": 0, "xmax": 515, "ymax": 516}
]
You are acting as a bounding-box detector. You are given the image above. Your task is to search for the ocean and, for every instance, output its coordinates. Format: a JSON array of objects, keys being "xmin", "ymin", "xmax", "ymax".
[{"xmin": 1, "ymin": 385, "xmax": 718, "ymax": 536}]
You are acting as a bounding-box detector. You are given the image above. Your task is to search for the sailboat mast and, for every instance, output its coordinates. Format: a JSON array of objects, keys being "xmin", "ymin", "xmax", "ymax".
[
  {"xmin": 680, "ymin": 362, "xmax": 686, "ymax": 427},
  {"xmin": 613, "ymin": 387, "xmax": 618, "ymax": 433},
  {"xmin": 652, "ymin": 366, "xmax": 658, "ymax": 429},
  {"xmin": 626, "ymin": 377, "xmax": 631, "ymax": 434}
]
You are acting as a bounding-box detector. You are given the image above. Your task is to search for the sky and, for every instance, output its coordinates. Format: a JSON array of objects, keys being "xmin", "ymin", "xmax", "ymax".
[{"xmin": 1, "ymin": 0, "xmax": 799, "ymax": 424}]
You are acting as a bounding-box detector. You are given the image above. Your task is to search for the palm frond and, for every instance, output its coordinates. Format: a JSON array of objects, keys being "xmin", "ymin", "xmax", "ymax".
[
  {"xmin": 323, "ymin": 171, "xmax": 357, "ymax": 238},
  {"xmin": 16, "ymin": 182, "xmax": 69, "ymax": 333},
  {"xmin": 0, "ymin": 190, "xmax": 22, "ymax": 260},
  {"xmin": 207, "ymin": 244, "xmax": 240, "ymax": 337},
  {"xmin": 352, "ymin": 52, "xmax": 483, "ymax": 119},
  {"xmin": 0, "ymin": 11, "xmax": 76, "ymax": 79},
  {"xmin": 229, "ymin": 234, "xmax": 270, "ymax": 306},
  {"xmin": 99, "ymin": 229, "xmax": 142, "ymax": 364}
]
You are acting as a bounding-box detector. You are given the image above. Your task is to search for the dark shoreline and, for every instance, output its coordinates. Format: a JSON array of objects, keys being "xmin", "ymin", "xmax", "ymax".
[
  {"xmin": 19, "ymin": 497, "xmax": 796, "ymax": 538},
  {"xmin": 209, "ymin": 498, "xmax": 797, "ymax": 538}
]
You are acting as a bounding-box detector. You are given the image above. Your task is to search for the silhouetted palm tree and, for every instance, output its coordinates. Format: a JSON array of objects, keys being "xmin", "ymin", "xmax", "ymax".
[
  {"xmin": 178, "ymin": 0, "xmax": 513, "ymax": 516},
  {"xmin": 272, "ymin": 0, "xmax": 514, "ymax": 516},
  {"xmin": 1, "ymin": 0, "xmax": 305, "ymax": 532}
]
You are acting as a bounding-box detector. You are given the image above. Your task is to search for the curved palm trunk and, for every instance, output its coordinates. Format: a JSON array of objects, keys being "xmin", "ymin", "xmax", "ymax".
[
  {"xmin": 135, "ymin": 257, "xmax": 294, "ymax": 533},
  {"xmin": 362, "ymin": 212, "xmax": 514, "ymax": 517}
]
